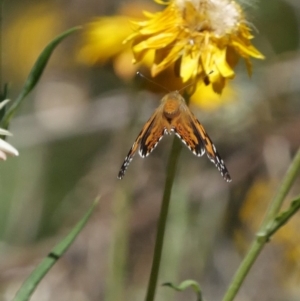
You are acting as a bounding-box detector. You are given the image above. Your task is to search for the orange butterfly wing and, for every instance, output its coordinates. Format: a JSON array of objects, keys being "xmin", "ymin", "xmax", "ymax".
[
  {"xmin": 118, "ymin": 107, "xmax": 166, "ymax": 179},
  {"xmin": 118, "ymin": 91, "xmax": 231, "ymax": 182},
  {"xmin": 139, "ymin": 117, "xmax": 166, "ymax": 157},
  {"xmin": 173, "ymin": 114, "xmax": 206, "ymax": 157},
  {"xmin": 178, "ymin": 109, "xmax": 231, "ymax": 182}
]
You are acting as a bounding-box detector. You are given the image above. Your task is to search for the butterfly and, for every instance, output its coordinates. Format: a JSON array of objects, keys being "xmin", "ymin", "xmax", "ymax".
[{"xmin": 118, "ymin": 91, "xmax": 231, "ymax": 182}]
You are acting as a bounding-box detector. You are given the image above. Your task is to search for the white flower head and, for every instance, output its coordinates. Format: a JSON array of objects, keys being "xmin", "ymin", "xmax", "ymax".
[
  {"xmin": 0, "ymin": 129, "xmax": 19, "ymax": 161},
  {"xmin": 0, "ymin": 99, "xmax": 19, "ymax": 160}
]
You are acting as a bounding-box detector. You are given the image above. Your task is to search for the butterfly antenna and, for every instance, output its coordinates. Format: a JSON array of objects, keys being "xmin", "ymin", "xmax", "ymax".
[
  {"xmin": 177, "ymin": 81, "xmax": 197, "ymax": 93},
  {"xmin": 177, "ymin": 70, "xmax": 214, "ymax": 93},
  {"xmin": 136, "ymin": 71, "xmax": 170, "ymax": 93}
]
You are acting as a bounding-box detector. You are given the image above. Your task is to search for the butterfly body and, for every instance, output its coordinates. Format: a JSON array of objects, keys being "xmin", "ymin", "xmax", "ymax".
[{"xmin": 118, "ymin": 91, "xmax": 231, "ymax": 182}]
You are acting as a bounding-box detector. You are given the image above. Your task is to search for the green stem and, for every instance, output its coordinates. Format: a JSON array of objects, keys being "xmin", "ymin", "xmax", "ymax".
[
  {"xmin": 145, "ymin": 136, "xmax": 182, "ymax": 301},
  {"xmin": 266, "ymin": 195, "xmax": 300, "ymax": 238},
  {"xmin": 261, "ymin": 149, "xmax": 300, "ymax": 227},
  {"xmin": 222, "ymin": 148, "xmax": 300, "ymax": 301}
]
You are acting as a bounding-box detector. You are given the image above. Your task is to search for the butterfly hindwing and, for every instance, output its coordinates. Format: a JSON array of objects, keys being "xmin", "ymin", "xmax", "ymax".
[{"xmin": 173, "ymin": 114, "xmax": 205, "ymax": 157}]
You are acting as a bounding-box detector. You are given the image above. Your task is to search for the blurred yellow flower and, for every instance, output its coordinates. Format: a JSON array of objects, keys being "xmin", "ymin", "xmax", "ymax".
[
  {"xmin": 5, "ymin": 3, "xmax": 63, "ymax": 83},
  {"xmin": 77, "ymin": 3, "xmax": 156, "ymax": 80},
  {"xmin": 77, "ymin": 16, "xmax": 136, "ymax": 79},
  {"xmin": 125, "ymin": 0, "xmax": 265, "ymax": 93}
]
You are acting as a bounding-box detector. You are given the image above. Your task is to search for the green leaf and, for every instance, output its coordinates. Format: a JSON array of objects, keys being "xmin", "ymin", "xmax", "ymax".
[
  {"xmin": 163, "ymin": 280, "xmax": 203, "ymax": 301},
  {"xmin": 266, "ymin": 196, "xmax": 300, "ymax": 238},
  {"xmin": 0, "ymin": 83, "xmax": 8, "ymax": 102},
  {"xmin": 2, "ymin": 26, "xmax": 81, "ymax": 128},
  {"xmin": 0, "ymin": 84, "xmax": 9, "ymax": 122},
  {"xmin": 13, "ymin": 197, "xmax": 99, "ymax": 301}
]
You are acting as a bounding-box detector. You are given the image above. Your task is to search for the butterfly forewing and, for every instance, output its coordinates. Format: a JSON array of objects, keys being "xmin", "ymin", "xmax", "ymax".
[
  {"xmin": 117, "ymin": 110, "xmax": 159, "ymax": 179},
  {"xmin": 139, "ymin": 117, "xmax": 166, "ymax": 157},
  {"xmin": 193, "ymin": 117, "xmax": 231, "ymax": 182},
  {"xmin": 171, "ymin": 106, "xmax": 231, "ymax": 182}
]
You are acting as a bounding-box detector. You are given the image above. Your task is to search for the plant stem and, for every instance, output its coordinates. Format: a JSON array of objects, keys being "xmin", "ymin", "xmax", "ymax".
[
  {"xmin": 105, "ymin": 188, "xmax": 131, "ymax": 301},
  {"xmin": 145, "ymin": 136, "xmax": 182, "ymax": 301},
  {"xmin": 266, "ymin": 195, "xmax": 300, "ymax": 238},
  {"xmin": 261, "ymin": 148, "xmax": 300, "ymax": 227},
  {"xmin": 222, "ymin": 148, "xmax": 300, "ymax": 301}
]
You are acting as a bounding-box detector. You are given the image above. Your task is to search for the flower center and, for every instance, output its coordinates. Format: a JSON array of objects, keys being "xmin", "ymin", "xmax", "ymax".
[{"xmin": 175, "ymin": 0, "xmax": 242, "ymax": 37}]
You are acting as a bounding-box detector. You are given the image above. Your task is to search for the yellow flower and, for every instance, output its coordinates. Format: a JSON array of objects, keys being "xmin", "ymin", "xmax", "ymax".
[{"xmin": 125, "ymin": 0, "xmax": 265, "ymax": 93}]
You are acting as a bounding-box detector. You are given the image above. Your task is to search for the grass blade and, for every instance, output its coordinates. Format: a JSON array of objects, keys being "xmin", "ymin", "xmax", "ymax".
[
  {"xmin": 13, "ymin": 197, "xmax": 98, "ymax": 301},
  {"xmin": 2, "ymin": 26, "xmax": 81, "ymax": 128}
]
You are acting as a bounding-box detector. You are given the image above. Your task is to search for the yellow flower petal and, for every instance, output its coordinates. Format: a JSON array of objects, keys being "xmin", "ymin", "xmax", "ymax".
[
  {"xmin": 214, "ymin": 47, "xmax": 235, "ymax": 78},
  {"xmin": 133, "ymin": 32, "xmax": 176, "ymax": 51},
  {"xmin": 232, "ymin": 38, "xmax": 265, "ymax": 59},
  {"xmin": 152, "ymin": 43, "xmax": 184, "ymax": 76},
  {"xmin": 180, "ymin": 50, "xmax": 200, "ymax": 82}
]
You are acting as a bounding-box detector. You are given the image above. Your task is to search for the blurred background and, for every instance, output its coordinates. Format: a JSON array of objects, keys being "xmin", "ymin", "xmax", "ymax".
[{"xmin": 1, "ymin": 0, "xmax": 300, "ymax": 300}]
